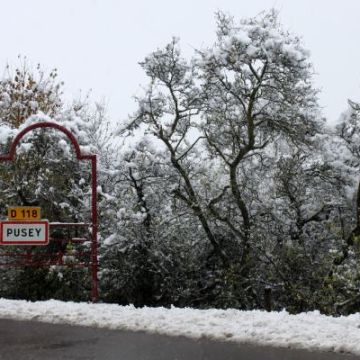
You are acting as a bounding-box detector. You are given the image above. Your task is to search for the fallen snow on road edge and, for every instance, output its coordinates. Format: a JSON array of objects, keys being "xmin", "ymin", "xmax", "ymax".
[{"xmin": 0, "ymin": 299, "xmax": 359, "ymax": 355}]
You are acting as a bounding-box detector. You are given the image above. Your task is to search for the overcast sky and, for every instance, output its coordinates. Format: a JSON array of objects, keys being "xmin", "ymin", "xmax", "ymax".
[{"xmin": 1, "ymin": 0, "xmax": 360, "ymax": 125}]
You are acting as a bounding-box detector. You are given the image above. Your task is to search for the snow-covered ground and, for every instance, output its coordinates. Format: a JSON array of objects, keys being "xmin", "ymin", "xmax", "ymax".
[{"xmin": 0, "ymin": 299, "xmax": 359, "ymax": 356}]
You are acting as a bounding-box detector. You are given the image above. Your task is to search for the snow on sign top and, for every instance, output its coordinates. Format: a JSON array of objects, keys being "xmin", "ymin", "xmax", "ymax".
[{"xmin": 8, "ymin": 207, "xmax": 41, "ymax": 221}]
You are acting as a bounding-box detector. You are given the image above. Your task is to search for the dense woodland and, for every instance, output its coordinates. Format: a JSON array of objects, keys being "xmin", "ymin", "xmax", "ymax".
[{"xmin": 0, "ymin": 11, "xmax": 359, "ymax": 315}]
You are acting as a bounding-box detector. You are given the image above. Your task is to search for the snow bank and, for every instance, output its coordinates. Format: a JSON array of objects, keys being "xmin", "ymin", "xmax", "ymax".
[{"xmin": 0, "ymin": 299, "xmax": 359, "ymax": 355}]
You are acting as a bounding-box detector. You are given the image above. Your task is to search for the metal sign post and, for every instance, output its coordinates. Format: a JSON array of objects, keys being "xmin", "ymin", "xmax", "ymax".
[{"xmin": 0, "ymin": 122, "xmax": 98, "ymax": 302}]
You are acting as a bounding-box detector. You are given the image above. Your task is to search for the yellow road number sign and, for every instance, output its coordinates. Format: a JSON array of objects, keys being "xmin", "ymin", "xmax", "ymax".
[{"xmin": 8, "ymin": 207, "xmax": 41, "ymax": 221}]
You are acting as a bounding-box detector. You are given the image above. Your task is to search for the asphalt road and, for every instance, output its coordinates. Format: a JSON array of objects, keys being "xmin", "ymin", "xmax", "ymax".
[{"xmin": 0, "ymin": 319, "xmax": 357, "ymax": 360}]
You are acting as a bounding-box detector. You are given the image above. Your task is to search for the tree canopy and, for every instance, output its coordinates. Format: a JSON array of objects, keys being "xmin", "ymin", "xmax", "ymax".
[{"xmin": 0, "ymin": 10, "xmax": 359, "ymax": 314}]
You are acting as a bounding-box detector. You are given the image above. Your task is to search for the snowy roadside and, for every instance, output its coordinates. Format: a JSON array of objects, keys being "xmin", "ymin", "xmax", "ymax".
[{"xmin": 0, "ymin": 299, "xmax": 359, "ymax": 356}]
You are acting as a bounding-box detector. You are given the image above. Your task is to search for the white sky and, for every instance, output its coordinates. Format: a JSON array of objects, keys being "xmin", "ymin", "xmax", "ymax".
[{"xmin": 1, "ymin": 0, "xmax": 360, "ymax": 125}]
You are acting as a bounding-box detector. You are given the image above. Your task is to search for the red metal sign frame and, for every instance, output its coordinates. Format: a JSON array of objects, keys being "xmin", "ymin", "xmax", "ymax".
[
  {"xmin": 0, "ymin": 220, "xmax": 49, "ymax": 245},
  {"xmin": 0, "ymin": 122, "xmax": 98, "ymax": 301}
]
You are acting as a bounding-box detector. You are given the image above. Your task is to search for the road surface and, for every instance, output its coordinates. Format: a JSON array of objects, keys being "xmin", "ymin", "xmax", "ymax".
[{"xmin": 0, "ymin": 318, "xmax": 357, "ymax": 360}]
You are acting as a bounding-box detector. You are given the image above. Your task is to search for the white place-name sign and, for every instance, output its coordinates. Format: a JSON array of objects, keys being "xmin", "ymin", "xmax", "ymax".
[{"xmin": 0, "ymin": 221, "xmax": 49, "ymax": 245}]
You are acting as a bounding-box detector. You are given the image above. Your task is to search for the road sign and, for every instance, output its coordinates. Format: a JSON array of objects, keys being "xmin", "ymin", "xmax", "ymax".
[
  {"xmin": 0, "ymin": 221, "xmax": 49, "ymax": 245},
  {"xmin": 0, "ymin": 121, "xmax": 99, "ymax": 301},
  {"xmin": 8, "ymin": 207, "xmax": 41, "ymax": 221}
]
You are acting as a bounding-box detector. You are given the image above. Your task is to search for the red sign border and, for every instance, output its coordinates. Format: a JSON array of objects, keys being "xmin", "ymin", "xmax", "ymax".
[{"xmin": 0, "ymin": 221, "xmax": 49, "ymax": 245}]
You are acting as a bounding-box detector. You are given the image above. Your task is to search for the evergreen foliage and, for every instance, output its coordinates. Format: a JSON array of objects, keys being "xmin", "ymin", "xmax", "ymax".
[{"xmin": 0, "ymin": 11, "xmax": 359, "ymax": 314}]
